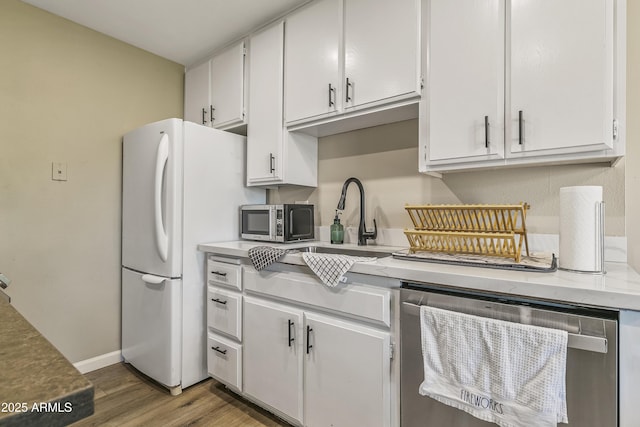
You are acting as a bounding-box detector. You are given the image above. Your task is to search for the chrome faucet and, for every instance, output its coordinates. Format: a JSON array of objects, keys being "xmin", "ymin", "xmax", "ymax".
[{"xmin": 337, "ymin": 177, "xmax": 377, "ymax": 246}]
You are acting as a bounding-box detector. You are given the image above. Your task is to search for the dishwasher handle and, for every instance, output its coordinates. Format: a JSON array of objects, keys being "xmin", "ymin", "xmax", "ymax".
[{"xmin": 402, "ymin": 302, "xmax": 608, "ymax": 354}]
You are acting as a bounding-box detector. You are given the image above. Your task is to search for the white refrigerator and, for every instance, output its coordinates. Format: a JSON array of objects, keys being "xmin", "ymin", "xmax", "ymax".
[{"xmin": 121, "ymin": 118, "xmax": 264, "ymax": 395}]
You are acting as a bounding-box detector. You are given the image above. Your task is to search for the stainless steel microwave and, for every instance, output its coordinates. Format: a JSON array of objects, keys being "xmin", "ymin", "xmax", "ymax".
[{"xmin": 240, "ymin": 204, "xmax": 315, "ymax": 243}]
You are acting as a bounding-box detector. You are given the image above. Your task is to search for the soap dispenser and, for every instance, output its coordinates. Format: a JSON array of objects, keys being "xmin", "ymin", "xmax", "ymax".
[{"xmin": 330, "ymin": 210, "xmax": 344, "ymax": 244}]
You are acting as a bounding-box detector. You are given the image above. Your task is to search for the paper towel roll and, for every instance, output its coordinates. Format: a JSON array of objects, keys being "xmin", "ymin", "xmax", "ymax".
[{"xmin": 559, "ymin": 186, "xmax": 604, "ymax": 273}]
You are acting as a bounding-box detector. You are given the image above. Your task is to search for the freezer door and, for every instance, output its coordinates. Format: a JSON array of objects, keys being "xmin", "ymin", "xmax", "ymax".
[
  {"xmin": 122, "ymin": 118, "xmax": 182, "ymax": 277},
  {"xmin": 121, "ymin": 268, "xmax": 182, "ymax": 388}
]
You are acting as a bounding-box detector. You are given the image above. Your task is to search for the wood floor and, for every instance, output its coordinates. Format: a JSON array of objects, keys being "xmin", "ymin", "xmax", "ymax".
[{"xmin": 71, "ymin": 363, "xmax": 292, "ymax": 427}]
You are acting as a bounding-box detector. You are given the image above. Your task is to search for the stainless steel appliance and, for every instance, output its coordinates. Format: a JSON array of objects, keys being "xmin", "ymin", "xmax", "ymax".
[
  {"xmin": 401, "ymin": 283, "xmax": 618, "ymax": 427},
  {"xmin": 240, "ymin": 204, "xmax": 314, "ymax": 243}
]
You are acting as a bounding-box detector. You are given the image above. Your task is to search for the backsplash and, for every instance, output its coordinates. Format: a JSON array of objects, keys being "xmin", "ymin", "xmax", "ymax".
[
  {"xmin": 270, "ymin": 119, "xmax": 625, "ymax": 238},
  {"xmin": 312, "ymin": 225, "xmax": 627, "ymax": 264}
]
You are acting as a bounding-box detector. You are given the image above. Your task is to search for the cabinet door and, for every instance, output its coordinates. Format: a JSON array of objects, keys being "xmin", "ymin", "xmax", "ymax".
[
  {"xmin": 343, "ymin": 0, "xmax": 420, "ymax": 109},
  {"xmin": 244, "ymin": 296, "xmax": 304, "ymax": 424},
  {"xmin": 304, "ymin": 312, "xmax": 391, "ymax": 427},
  {"xmin": 427, "ymin": 0, "xmax": 505, "ymax": 164},
  {"xmin": 247, "ymin": 22, "xmax": 284, "ymax": 184},
  {"xmin": 284, "ymin": 0, "xmax": 341, "ymax": 124},
  {"xmin": 184, "ymin": 60, "xmax": 210, "ymax": 125},
  {"xmin": 508, "ymin": 0, "xmax": 614, "ymax": 157},
  {"xmin": 210, "ymin": 41, "xmax": 245, "ymax": 128}
]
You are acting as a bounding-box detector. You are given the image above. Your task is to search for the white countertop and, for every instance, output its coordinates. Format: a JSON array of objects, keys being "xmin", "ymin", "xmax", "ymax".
[{"xmin": 198, "ymin": 241, "xmax": 640, "ymax": 312}]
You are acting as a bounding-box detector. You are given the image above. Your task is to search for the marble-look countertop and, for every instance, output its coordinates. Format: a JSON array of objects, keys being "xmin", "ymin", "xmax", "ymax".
[
  {"xmin": 0, "ymin": 298, "xmax": 94, "ymax": 427},
  {"xmin": 198, "ymin": 240, "xmax": 640, "ymax": 311}
]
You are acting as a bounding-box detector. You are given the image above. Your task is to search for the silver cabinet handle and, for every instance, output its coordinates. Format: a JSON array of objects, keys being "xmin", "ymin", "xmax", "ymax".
[
  {"xmin": 306, "ymin": 325, "xmax": 313, "ymax": 354},
  {"xmin": 484, "ymin": 116, "xmax": 490, "ymax": 148},
  {"xmin": 269, "ymin": 153, "xmax": 275, "ymax": 173},
  {"xmin": 202, "ymin": 107, "xmax": 207, "ymax": 125},
  {"xmin": 345, "ymin": 78, "xmax": 353, "ymax": 102},
  {"xmin": 288, "ymin": 319, "xmax": 295, "ymax": 347},
  {"xmin": 518, "ymin": 110, "xmax": 524, "ymax": 145},
  {"xmin": 211, "ymin": 298, "xmax": 227, "ymax": 305},
  {"xmin": 210, "ymin": 270, "xmax": 227, "ymax": 277},
  {"xmin": 328, "ymin": 83, "xmax": 336, "ymax": 107},
  {"xmin": 211, "ymin": 346, "xmax": 227, "ymax": 355},
  {"xmin": 211, "ymin": 105, "xmax": 215, "ymax": 123}
]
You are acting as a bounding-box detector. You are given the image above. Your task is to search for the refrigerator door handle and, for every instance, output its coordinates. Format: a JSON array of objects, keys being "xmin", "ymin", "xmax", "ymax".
[
  {"xmin": 141, "ymin": 274, "xmax": 166, "ymax": 285},
  {"xmin": 154, "ymin": 134, "xmax": 169, "ymax": 262}
]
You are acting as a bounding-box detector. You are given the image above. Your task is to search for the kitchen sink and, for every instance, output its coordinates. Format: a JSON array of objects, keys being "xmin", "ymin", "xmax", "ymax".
[{"xmin": 293, "ymin": 245, "xmax": 394, "ymax": 258}]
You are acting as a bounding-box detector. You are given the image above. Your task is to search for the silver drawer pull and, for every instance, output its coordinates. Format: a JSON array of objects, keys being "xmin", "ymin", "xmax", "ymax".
[
  {"xmin": 211, "ymin": 298, "xmax": 228, "ymax": 305},
  {"xmin": 210, "ymin": 270, "xmax": 227, "ymax": 277},
  {"xmin": 211, "ymin": 346, "xmax": 227, "ymax": 355}
]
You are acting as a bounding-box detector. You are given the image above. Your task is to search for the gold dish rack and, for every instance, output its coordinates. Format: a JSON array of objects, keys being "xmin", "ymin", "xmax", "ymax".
[{"xmin": 403, "ymin": 203, "xmax": 530, "ymax": 262}]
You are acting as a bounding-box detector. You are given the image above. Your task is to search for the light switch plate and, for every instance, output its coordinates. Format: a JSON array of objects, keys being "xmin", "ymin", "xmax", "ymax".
[{"xmin": 52, "ymin": 162, "xmax": 67, "ymax": 181}]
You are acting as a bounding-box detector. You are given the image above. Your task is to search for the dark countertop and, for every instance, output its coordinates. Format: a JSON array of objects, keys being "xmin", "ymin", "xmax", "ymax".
[{"xmin": 0, "ymin": 298, "xmax": 94, "ymax": 426}]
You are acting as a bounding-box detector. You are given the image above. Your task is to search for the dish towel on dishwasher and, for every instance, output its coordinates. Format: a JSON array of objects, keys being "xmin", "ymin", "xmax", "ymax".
[
  {"xmin": 248, "ymin": 246, "xmax": 290, "ymax": 271},
  {"xmin": 302, "ymin": 253, "xmax": 376, "ymax": 287},
  {"xmin": 419, "ymin": 305, "xmax": 569, "ymax": 427}
]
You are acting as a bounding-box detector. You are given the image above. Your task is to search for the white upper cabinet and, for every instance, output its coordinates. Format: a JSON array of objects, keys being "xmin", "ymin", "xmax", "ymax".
[
  {"xmin": 209, "ymin": 42, "xmax": 246, "ymax": 129},
  {"xmin": 246, "ymin": 21, "xmax": 318, "ymax": 187},
  {"xmin": 425, "ymin": 0, "xmax": 505, "ymax": 165},
  {"xmin": 247, "ymin": 23, "xmax": 284, "ymax": 184},
  {"xmin": 343, "ymin": 0, "xmax": 420, "ymax": 109},
  {"xmin": 284, "ymin": 0, "xmax": 341, "ymax": 123},
  {"xmin": 184, "ymin": 60, "xmax": 210, "ymax": 126},
  {"xmin": 508, "ymin": 0, "xmax": 614, "ymax": 158},
  {"xmin": 184, "ymin": 40, "xmax": 247, "ymax": 131},
  {"xmin": 284, "ymin": 0, "xmax": 421, "ymax": 127},
  {"xmin": 421, "ymin": 0, "xmax": 624, "ymax": 173}
]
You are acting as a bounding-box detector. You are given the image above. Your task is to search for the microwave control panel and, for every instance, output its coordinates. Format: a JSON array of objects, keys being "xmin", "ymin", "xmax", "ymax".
[{"xmin": 275, "ymin": 208, "xmax": 283, "ymax": 237}]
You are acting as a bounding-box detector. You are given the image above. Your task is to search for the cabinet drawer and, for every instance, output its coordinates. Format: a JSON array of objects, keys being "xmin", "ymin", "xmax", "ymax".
[
  {"xmin": 244, "ymin": 267, "xmax": 391, "ymax": 327},
  {"xmin": 207, "ymin": 259, "xmax": 242, "ymax": 291},
  {"xmin": 207, "ymin": 287, "xmax": 242, "ymax": 340},
  {"xmin": 207, "ymin": 333, "xmax": 242, "ymax": 392}
]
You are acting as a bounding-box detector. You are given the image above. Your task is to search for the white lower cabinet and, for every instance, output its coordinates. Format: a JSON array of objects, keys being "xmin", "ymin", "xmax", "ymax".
[
  {"xmin": 207, "ymin": 287, "xmax": 242, "ymax": 341},
  {"xmin": 304, "ymin": 311, "xmax": 391, "ymax": 427},
  {"xmin": 205, "ymin": 260, "xmax": 396, "ymax": 426},
  {"xmin": 243, "ymin": 294, "xmax": 391, "ymax": 427},
  {"xmin": 206, "ymin": 256, "xmax": 244, "ymax": 392},
  {"xmin": 243, "ymin": 296, "xmax": 304, "ymax": 424},
  {"xmin": 207, "ymin": 333, "xmax": 242, "ymax": 392}
]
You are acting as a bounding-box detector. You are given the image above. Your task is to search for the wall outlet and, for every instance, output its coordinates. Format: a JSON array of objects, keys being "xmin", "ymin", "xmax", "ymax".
[{"xmin": 52, "ymin": 162, "xmax": 67, "ymax": 181}]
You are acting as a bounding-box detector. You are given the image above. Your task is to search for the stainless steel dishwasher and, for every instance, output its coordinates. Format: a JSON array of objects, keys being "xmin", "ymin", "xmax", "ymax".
[{"xmin": 401, "ymin": 283, "xmax": 618, "ymax": 427}]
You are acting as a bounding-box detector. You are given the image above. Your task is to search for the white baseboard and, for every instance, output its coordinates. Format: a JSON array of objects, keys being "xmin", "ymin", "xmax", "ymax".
[{"xmin": 74, "ymin": 350, "xmax": 123, "ymax": 374}]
